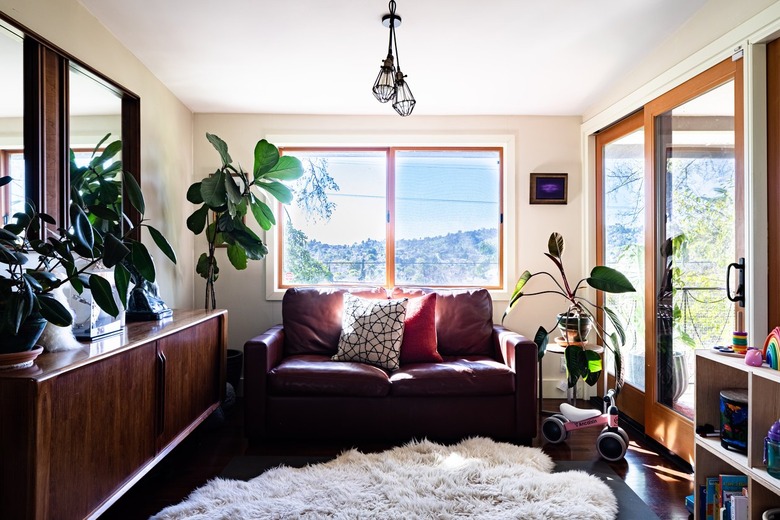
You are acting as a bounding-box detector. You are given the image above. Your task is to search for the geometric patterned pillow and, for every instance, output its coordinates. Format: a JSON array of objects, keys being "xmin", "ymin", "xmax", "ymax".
[{"xmin": 332, "ymin": 293, "xmax": 408, "ymax": 371}]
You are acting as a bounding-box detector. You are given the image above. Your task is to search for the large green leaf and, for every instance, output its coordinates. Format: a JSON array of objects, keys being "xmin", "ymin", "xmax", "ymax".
[
  {"xmin": 253, "ymin": 139, "xmax": 280, "ymax": 179},
  {"xmin": 131, "ymin": 241, "xmax": 156, "ymax": 283},
  {"xmin": 146, "ymin": 225, "xmax": 177, "ymax": 265},
  {"xmin": 0, "ymin": 175, "xmax": 11, "ymax": 187},
  {"xmin": 533, "ymin": 326, "xmax": 549, "ymax": 361},
  {"xmin": 229, "ymin": 224, "xmax": 268, "ymax": 260},
  {"xmin": 37, "ymin": 294, "xmax": 73, "ymax": 327},
  {"xmin": 102, "ymin": 233, "xmax": 131, "ymax": 268},
  {"xmin": 196, "ymin": 252, "xmax": 210, "ymax": 280},
  {"xmin": 70, "ymin": 203, "xmax": 95, "ymax": 256},
  {"xmin": 547, "ymin": 232, "xmax": 564, "ymax": 260},
  {"xmin": 501, "ymin": 270, "xmax": 532, "ymax": 324},
  {"xmin": 603, "ymin": 305, "xmax": 626, "ymax": 346},
  {"xmin": 587, "ymin": 265, "xmax": 636, "ymax": 294},
  {"xmin": 88, "ymin": 274, "xmax": 119, "ymax": 317},
  {"xmin": 256, "ymin": 180, "xmax": 293, "ymax": 204},
  {"xmin": 264, "ymin": 155, "xmax": 303, "ymax": 181},
  {"xmin": 187, "ymin": 182, "xmax": 204, "ymax": 204},
  {"xmin": 206, "ymin": 133, "xmax": 232, "ymax": 167},
  {"xmin": 249, "ymin": 198, "xmax": 275, "ymax": 231},
  {"xmin": 123, "ymin": 171, "xmax": 145, "ymax": 215},
  {"xmin": 225, "ymin": 172, "xmax": 243, "ymax": 205},
  {"xmin": 226, "ymin": 243, "xmax": 248, "ymax": 270},
  {"xmin": 91, "ymin": 140, "xmax": 122, "ymax": 169},
  {"xmin": 186, "ymin": 205, "xmax": 210, "ymax": 235},
  {"xmin": 115, "ymin": 262, "xmax": 131, "ymax": 308},
  {"xmin": 200, "ymin": 170, "xmax": 227, "ymax": 208}
]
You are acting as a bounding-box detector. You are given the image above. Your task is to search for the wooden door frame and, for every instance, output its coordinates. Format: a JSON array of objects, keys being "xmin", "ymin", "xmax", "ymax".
[
  {"xmin": 643, "ymin": 56, "xmax": 743, "ymax": 463},
  {"xmin": 595, "ymin": 110, "xmax": 647, "ymax": 426}
]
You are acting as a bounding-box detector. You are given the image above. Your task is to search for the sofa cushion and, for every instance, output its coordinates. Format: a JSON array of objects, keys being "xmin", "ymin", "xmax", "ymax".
[
  {"xmin": 399, "ymin": 293, "xmax": 442, "ymax": 364},
  {"xmin": 333, "ymin": 294, "xmax": 408, "ymax": 370},
  {"xmin": 268, "ymin": 355, "xmax": 391, "ymax": 397},
  {"xmin": 389, "ymin": 356, "xmax": 515, "ymax": 396},
  {"xmin": 391, "ymin": 288, "xmax": 494, "ymax": 357},
  {"xmin": 282, "ymin": 287, "xmax": 388, "ymax": 356}
]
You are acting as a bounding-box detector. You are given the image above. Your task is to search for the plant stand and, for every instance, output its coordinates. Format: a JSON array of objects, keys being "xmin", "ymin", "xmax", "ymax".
[{"xmin": 539, "ymin": 343, "xmax": 604, "ymax": 416}]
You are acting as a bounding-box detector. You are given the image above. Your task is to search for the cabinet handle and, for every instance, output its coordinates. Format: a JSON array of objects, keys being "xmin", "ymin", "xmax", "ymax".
[{"xmin": 157, "ymin": 350, "xmax": 167, "ymax": 436}]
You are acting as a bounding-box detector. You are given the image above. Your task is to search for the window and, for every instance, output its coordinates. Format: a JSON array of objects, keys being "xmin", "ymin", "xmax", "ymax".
[
  {"xmin": 278, "ymin": 147, "xmax": 503, "ymax": 289},
  {"xmin": 0, "ymin": 150, "xmax": 25, "ymax": 225}
]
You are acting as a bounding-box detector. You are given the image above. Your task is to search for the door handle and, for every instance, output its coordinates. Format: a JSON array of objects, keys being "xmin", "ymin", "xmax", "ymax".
[{"xmin": 726, "ymin": 257, "xmax": 745, "ymax": 308}]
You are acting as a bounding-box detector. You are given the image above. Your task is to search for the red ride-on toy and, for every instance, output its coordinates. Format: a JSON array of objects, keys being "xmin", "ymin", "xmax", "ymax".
[{"xmin": 541, "ymin": 388, "xmax": 629, "ymax": 462}]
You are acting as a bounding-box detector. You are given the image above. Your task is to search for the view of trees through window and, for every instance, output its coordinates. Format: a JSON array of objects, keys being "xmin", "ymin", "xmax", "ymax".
[{"xmin": 279, "ymin": 148, "xmax": 502, "ymax": 288}]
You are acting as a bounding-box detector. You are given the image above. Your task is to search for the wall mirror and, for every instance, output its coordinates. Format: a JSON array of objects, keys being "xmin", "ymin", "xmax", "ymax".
[
  {"xmin": 0, "ymin": 19, "xmax": 24, "ymax": 224},
  {"xmin": 0, "ymin": 11, "xmax": 140, "ymax": 234}
]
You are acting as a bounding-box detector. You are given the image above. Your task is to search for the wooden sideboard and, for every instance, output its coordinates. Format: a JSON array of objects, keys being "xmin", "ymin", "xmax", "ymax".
[{"xmin": 0, "ymin": 309, "xmax": 227, "ymax": 520}]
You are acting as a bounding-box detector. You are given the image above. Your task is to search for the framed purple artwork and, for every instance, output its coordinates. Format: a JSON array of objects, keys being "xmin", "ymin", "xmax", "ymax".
[{"xmin": 530, "ymin": 173, "xmax": 568, "ymax": 204}]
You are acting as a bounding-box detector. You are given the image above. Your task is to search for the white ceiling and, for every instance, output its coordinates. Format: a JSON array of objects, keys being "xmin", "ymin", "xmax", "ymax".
[{"xmin": 74, "ymin": 1, "xmax": 710, "ymax": 116}]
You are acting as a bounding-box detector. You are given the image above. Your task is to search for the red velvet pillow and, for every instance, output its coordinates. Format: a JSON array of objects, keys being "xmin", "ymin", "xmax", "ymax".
[{"xmin": 399, "ymin": 293, "xmax": 442, "ymax": 364}]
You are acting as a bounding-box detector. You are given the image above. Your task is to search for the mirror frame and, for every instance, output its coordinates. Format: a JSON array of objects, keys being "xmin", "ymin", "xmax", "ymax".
[{"xmin": 1, "ymin": 11, "xmax": 141, "ymax": 240}]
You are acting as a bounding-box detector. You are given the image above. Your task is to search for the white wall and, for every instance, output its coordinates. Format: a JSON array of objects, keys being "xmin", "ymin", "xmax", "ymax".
[
  {"xmin": 193, "ymin": 114, "xmax": 582, "ymax": 368},
  {"xmin": 0, "ymin": 0, "xmax": 195, "ymax": 310}
]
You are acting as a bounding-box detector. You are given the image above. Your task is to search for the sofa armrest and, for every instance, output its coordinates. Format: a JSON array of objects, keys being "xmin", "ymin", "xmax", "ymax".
[
  {"xmin": 493, "ymin": 325, "xmax": 538, "ymax": 439},
  {"xmin": 244, "ymin": 324, "xmax": 285, "ymax": 438}
]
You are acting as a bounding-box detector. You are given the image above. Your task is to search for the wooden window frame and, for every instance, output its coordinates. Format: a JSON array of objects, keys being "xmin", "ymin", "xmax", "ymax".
[{"xmin": 276, "ymin": 146, "xmax": 504, "ymax": 290}]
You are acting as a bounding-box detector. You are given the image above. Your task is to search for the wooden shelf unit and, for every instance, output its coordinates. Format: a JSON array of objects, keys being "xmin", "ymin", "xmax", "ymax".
[
  {"xmin": 0, "ymin": 309, "xmax": 227, "ymax": 520},
  {"xmin": 694, "ymin": 349, "xmax": 780, "ymax": 519}
]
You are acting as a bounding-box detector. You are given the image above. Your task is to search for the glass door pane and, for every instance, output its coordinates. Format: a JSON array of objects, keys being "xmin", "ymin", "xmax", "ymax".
[
  {"xmin": 603, "ymin": 128, "xmax": 646, "ymax": 391},
  {"xmin": 654, "ymin": 80, "xmax": 736, "ymax": 420}
]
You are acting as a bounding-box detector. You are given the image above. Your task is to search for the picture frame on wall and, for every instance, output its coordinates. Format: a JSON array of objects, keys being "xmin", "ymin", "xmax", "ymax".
[{"xmin": 530, "ymin": 173, "xmax": 568, "ymax": 204}]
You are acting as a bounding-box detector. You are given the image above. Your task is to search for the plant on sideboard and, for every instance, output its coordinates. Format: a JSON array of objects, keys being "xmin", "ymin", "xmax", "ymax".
[
  {"xmin": 0, "ymin": 136, "xmax": 176, "ymax": 353},
  {"xmin": 186, "ymin": 133, "xmax": 304, "ymax": 310},
  {"xmin": 70, "ymin": 134, "xmax": 177, "ymax": 317},
  {"xmin": 502, "ymin": 232, "xmax": 636, "ymax": 391}
]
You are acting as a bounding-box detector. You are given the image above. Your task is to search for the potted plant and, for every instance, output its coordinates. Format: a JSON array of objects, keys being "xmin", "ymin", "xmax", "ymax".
[
  {"xmin": 0, "ymin": 137, "xmax": 175, "ymax": 359},
  {"xmin": 502, "ymin": 232, "xmax": 636, "ymax": 391},
  {"xmin": 70, "ymin": 134, "xmax": 177, "ymax": 319},
  {"xmin": 186, "ymin": 133, "xmax": 303, "ymax": 310}
]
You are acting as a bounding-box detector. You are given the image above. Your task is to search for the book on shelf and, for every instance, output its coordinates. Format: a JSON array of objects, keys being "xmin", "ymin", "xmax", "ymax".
[
  {"xmin": 706, "ymin": 476, "xmax": 719, "ymax": 520},
  {"xmin": 729, "ymin": 494, "xmax": 747, "ymax": 520},
  {"xmin": 719, "ymin": 474, "xmax": 748, "ymax": 520}
]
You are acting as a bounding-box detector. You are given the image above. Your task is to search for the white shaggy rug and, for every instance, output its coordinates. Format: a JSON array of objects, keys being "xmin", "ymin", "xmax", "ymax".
[{"xmin": 151, "ymin": 437, "xmax": 618, "ymax": 520}]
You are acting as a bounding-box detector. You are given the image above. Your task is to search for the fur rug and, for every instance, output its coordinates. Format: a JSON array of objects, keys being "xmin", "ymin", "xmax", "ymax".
[{"xmin": 151, "ymin": 437, "xmax": 618, "ymax": 520}]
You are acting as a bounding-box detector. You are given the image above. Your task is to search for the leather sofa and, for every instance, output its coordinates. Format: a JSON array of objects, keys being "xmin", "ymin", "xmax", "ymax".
[{"xmin": 244, "ymin": 287, "xmax": 538, "ymax": 444}]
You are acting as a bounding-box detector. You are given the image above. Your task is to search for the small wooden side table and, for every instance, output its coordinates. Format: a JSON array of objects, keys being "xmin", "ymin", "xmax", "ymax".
[{"xmin": 539, "ymin": 341, "xmax": 604, "ymax": 415}]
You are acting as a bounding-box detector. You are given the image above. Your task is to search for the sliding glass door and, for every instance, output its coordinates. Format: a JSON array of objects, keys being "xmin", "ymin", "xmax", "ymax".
[{"xmin": 598, "ymin": 57, "xmax": 743, "ymax": 462}]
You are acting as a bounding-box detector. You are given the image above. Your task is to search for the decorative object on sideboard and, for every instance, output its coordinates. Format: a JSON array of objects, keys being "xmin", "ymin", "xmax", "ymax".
[
  {"xmin": 371, "ymin": 0, "xmax": 416, "ymax": 116},
  {"xmin": 530, "ymin": 173, "xmax": 568, "ymax": 204},
  {"xmin": 70, "ymin": 134, "xmax": 177, "ymax": 323},
  {"xmin": 186, "ymin": 133, "xmax": 303, "ymax": 310},
  {"xmin": 502, "ymin": 232, "xmax": 635, "ymax": 392}
]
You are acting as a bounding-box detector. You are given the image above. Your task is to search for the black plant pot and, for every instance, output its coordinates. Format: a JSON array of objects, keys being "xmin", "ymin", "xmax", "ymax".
[
  {"xmin": 556, "ymin": 312, "xmax": 592, "ymax": 344},
  {"xmin": 0, "ymin": 315, "xmax": 47, "ymax": 354}
]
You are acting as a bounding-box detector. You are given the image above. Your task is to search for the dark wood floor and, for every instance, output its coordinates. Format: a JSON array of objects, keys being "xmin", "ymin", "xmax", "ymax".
[{"xmin": 101, "ymin": 399, "xmax": 694, "ymax": 519}]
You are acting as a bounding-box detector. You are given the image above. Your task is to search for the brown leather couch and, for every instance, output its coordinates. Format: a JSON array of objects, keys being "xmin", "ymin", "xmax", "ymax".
[{"xmin": 244, "ymin": 287, "xmax": 538, "ymax": 444}]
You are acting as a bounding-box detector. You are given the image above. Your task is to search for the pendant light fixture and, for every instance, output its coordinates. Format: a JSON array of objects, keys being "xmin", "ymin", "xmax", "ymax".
[{"xmin": 371, "ymin": 0, "xmax": 416, "ymax": 116}]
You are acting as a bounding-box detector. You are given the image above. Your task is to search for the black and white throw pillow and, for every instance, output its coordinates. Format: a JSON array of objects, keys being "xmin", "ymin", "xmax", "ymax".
[{"xmin": 332, "ymin": 293, "xmax": 408, "ymax": 370}]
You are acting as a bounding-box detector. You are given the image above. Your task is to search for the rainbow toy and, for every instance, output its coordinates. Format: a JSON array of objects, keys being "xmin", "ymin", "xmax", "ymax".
[{"xmin": 763, "ymin": 327, "xmax": 780, "ymax": 370}]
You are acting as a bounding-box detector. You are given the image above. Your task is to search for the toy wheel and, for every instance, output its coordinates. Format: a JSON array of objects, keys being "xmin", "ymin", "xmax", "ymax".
[
  {"xmin": 601, "ymin": 426, "xmax": 630, "ymax": 447},
  {"xmin": 597, "ymin": 431, "xmax": 627, "ymax": 461},
  {"xmin": 542, "ymin": 416, "xmax": 569, "ymax": 444}
]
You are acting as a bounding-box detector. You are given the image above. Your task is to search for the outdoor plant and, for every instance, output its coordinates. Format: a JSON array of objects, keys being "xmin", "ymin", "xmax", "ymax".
[
  {"xmin": 502, "ymin": 232, "xmax": 636, "ymax": 391},
  {"xmin": 186, "ymin": 133, "xmax": 304, "ymax": 310}
]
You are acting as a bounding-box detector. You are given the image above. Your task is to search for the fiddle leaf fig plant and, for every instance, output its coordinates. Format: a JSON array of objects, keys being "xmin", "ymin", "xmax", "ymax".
[
  {"xmin": 187, "ymin": 133, "xmax": 304, "ymax": 310},
  {"xmin": 502, "ymin": 232, "xmax": 636, "ymax": 391}
]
